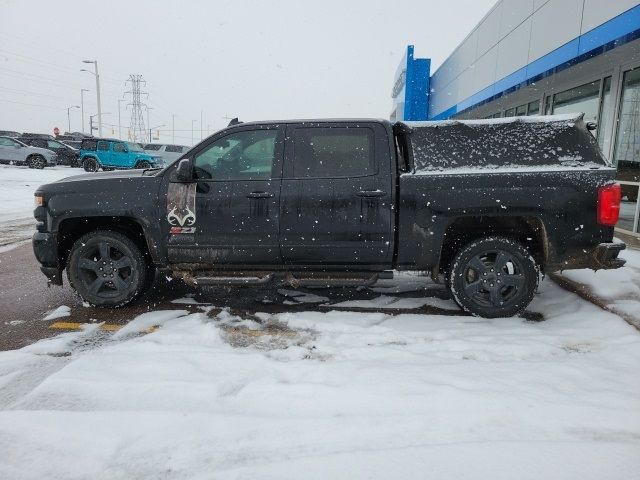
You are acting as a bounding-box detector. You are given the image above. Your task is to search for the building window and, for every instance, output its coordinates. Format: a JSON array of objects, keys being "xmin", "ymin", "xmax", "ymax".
[
  {"xmin": 598, "ymin": 76, "xmax": 612, "ymax": 151},
  {"xmin": 527, "ymin": 100, "xmax": 540, "ymax": 116},
  {"xmin": 515, "ymin": 104, "xmax": 527, "ymax": 116},
  {"xmin": 504, "ymin": 108, "xmax": 515, "ymax": 117},
  {"xmin": 551, "ymin": 80, "xmax": 601, "ymax": 121}
]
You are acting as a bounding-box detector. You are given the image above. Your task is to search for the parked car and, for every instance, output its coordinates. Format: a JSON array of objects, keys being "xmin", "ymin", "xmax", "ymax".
[
  {"xmin": 0, "ymin": 136, "xmax": 57, "ymax": 168},
  {"xmin": 0, "ymin": 130, "xmax": 20, "ymax": 137},
  {"xmin": 20, "ymin": 132, "xmax": 55, "ymax": 139},
  {"xmin": 143, "ymin": 143, "xmax": 189, "ymax": 164},
  {"xmin": 33, "ymin": 114, "xmax": 625, "ymax": 317},
  {"xmin": 19, "ymin": 136, "xmax": 81, "ymax": 167},
  {"xmin": 79, "ymin": 138, "xmax": 160, "ymax": 172},
  {"xmin": 60, "ymin": 140, "xmax": 82, "ymax": 150}
]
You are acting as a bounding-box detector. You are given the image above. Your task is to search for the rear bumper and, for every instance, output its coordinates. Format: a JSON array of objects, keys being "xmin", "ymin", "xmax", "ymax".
[
  {"xmin": 590, "ymin": 242, "xmax": 626, "ymax": 270},
  {"xmin": 32, "ymin": 232, "xmax": 63, "ymax": 285}
]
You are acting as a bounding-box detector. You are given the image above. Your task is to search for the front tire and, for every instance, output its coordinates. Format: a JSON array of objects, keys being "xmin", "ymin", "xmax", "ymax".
[
  {"xmin": 135, "ymin": 160, "xmax": 151, "ymax": 169},
  {"xmin": 28, "ymin": 155, "xmax": 46, "ymax": 169},
  {"xmin": 67, "ymin": 230, "xmax": 149, "ymax": 307},
  {"xmin": 83, "ymin": 157, "xmax": 99, "ymax": 172},
  {"xmin": 448, "ymin": 236, "xmax": 539, "ymax": 318}
]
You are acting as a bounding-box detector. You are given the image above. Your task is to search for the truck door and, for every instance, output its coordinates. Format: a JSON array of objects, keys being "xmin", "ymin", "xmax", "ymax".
[
  {"xmin": 279, "ymin": 122, "xmax": 393, "ymax": 266},
  {"xmin": 166, "ymin": 125, "xmax": 284, "ymax": 265}
]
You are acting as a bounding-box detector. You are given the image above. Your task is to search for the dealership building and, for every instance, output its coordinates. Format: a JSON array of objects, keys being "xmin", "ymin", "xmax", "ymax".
[{"xmin": 391, "ymin": 0, "xmax": 640, "ymax": 239}]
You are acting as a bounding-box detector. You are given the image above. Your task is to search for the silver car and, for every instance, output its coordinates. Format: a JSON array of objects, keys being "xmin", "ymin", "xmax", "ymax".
[
  {"xmin": 0, "ymin": 136, "xmax": 57, "ymax": 169},
  {"xmin": 143, "ymin": 143, "xmax": 189, "ymax": 165}
]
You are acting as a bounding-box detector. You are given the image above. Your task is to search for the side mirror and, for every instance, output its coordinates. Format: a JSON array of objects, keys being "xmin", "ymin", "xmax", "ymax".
[{"xmin": 176, "ymin": 158, "xmax": 193, "ymax": 182}]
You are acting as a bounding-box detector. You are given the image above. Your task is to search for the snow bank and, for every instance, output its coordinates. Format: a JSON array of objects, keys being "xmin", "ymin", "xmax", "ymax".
[
  {"xmin": 0, "ymin": 280, "xmax": 639, "ymax": 479},
  {"xmin": 0, "ymin": 165, "xmax": 76, "ymax": 223}
]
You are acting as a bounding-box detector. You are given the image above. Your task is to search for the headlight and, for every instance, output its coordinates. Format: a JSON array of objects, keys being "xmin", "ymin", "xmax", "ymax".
[{"xmin": 34, "ymin": 194, "xmax": 45, "ymax": 206}]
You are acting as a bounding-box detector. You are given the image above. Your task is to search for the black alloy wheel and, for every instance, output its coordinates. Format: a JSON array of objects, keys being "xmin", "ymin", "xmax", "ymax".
[
  {"xmin": 83, "ymin": 157, "xmax": 99, "ymax": 172},
  {"xmin": 448, "ymin": 236, "xmax": 539, "ymax": 318},
  {"xmin": 67, "ymin": 230, "xmax": 149, "ymax": 307}
]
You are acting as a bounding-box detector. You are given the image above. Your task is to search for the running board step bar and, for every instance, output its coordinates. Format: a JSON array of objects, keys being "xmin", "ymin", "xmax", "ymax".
[{"xmin": 174, "ymin": 271, "xmax": 393, "ymax": 287}]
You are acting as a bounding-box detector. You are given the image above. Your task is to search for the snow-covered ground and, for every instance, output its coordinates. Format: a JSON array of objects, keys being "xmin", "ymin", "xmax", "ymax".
[
  {"xmin": 557, "ymin": 246, "xmax": 640, "ymax": 327},
  {"xmin": 0, "ymin": 165, "xmax": 79, "ymax": 248},
  {"xmin": 1, "ymin": 278, "xmax": 639, "ymax": 479}
]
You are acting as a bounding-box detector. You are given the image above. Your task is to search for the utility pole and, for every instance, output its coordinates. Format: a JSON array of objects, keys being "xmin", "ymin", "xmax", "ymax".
[
  {"xmin": 191, "ymin": 119, "xmax": 197, "ymax": 145},
  {"xmin": 149, "ymin": 124, "xmax": 166, "ymax": 143},
  {"xmin": 146, "ymin": 106, "xmax": 153, "ymax": 139},
  {"xmin": 80, "ymin": 89, "xmax": 89, "ymax": 134},
  {"xmin": 172, "ymin": 114, "xmax": 176, "ymax": 144},
  {"xmin": 124, "ymin": 74, "xmax": 148, "ymax": 143},
  {"xmin": 200, "ymin": 109, "xmax": 203, "ymax": 141},
  {"xmin": 81, "ymin": 60, "xmax": 102, "ymax": 136},
  {"xmin": 66, "ymin": 105, "xmax": 79, "ymax": 133},
  {"xmin": 118, "ymin": 99, "xmax": 124, "ymax": 140}
]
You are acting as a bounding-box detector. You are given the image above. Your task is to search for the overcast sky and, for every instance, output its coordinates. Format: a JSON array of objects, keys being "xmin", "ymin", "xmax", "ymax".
[{"xmin": 1, "ymin": 0, "xmax": 494, "ymax": 144}]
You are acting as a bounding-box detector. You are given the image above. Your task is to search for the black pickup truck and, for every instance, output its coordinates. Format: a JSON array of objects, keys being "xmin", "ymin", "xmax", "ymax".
[{"xmin": 32, "ymin": 114, "xmax": 625, "ymax": 317}]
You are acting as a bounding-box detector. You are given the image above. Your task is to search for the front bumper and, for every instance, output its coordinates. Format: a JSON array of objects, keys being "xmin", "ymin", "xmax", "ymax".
[{"xmin": 32, "ymin": 231, "xmax": 63, "ymax": 285}]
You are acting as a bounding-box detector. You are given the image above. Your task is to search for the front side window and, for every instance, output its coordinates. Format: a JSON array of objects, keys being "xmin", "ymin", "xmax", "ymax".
[
  {"xmin": 97, "ymin": 141, "xmax": 109, "ymax": 151},
  {"xmin": 194, "ymin": 129, "xmax": 277, "ymax": 180},
  {"xmin": 113, "ymin": 143, "xmax": 126, "ymax": 153},
  {"xmin": 47, "ymin": 140, "xmax": 63, "ymax": 149},
  {"xmin": 144, "ymin": 144, "xmax": 162, "ymax": 151},
  {"xmin": 292, "ymin": 127, "xmax": 374, "ymax": 178}
]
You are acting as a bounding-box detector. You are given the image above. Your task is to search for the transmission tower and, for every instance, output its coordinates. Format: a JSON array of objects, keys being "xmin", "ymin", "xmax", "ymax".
[{"xmin": 124, "ymin": 74, "xmax": 148, "ymax": 143}]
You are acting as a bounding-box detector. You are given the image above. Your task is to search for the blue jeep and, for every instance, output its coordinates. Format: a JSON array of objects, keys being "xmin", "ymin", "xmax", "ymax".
[{"xmin": 79, "ymin": 138, "xmax": 160, "ymax": 172}]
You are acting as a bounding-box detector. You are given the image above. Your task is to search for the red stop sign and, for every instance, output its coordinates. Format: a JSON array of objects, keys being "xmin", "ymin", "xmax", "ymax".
[{"xmin": 53, "ymin": 127, "xmax": 60, "ymax": 136}]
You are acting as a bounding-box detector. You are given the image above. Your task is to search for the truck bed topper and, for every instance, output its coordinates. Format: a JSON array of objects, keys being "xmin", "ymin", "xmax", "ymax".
[{"xmin": 398, "ymin": 113, "xmax": 610, "ymax": 174}]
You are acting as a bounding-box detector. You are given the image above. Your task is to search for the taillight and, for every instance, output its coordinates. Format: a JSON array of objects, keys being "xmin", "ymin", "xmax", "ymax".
[{"xmin": 597, "ymin": 183, "xmax": 621, "ymax": 226}]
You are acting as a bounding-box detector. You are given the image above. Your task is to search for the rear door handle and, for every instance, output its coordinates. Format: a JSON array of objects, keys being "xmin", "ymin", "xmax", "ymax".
[
  {"xmin": 356, "ymin": 189, "xmax": 385, "ymax": 198},
  {"xmin": 246, "ymin": 191, "xmax": 274, "ymax": 199}
]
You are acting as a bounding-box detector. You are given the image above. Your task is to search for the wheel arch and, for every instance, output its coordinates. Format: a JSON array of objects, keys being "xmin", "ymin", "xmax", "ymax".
[
  {"xmin": 57, "ymin": 216, "xmax": 156, "ymax": 269},
  {"xmin": 439, "ymin": 215, "xmax": 548, "ymax": 275}
]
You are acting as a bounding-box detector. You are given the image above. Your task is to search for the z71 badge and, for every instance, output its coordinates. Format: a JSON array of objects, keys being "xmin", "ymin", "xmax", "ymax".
[{"xmin": 167, "ymin": 183, "xmax": 196, "ymax": 234}]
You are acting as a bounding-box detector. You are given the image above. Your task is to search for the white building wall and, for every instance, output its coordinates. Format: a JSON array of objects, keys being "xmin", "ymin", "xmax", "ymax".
[{"xmin": 429, "ymin": 0, "xmax": 640, "ymax": 118}]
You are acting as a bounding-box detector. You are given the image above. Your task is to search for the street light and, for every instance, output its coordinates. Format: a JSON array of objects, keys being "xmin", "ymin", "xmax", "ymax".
[
  {"xmin": 149, "ymin": 124, "xmax": 166, "ymax": 143},
  {"xmin": 66, "ymin": 105, "xmax": 80, "ymax": 133},
  {"xmin": 80, "ymin": 89, "xmax": 89, "ymax": 134},
  {"xmin": 191, "ymin": 119, "xmax": 198, "ymax": 145},
  {"xmin": 81, "ymin": 60, "xmax": 102, "ymax": 136}
]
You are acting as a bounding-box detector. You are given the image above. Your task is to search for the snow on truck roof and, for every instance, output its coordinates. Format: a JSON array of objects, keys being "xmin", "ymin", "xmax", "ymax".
[{"xmin": 402, "ymin": 113, "xmax": 583, "ymax": 129}]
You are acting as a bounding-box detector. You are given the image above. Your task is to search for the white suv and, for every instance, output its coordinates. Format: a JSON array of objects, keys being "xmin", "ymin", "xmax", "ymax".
[{"xmin": 143, "ymin": 144, "xmax": 189, "ymax": 165}]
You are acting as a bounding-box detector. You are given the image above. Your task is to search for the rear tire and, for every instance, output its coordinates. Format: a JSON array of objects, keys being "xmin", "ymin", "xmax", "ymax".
[
  {"xmin": 83, "ymin": 157, "xmax": 99, "ymax": 172},
  {"xmin": 67, "ymin": 230, "xmax": 149, "ymax": 307},
  {"xmin": 448, "ymin": 236, "xmax": 539, "ymax": 318}
]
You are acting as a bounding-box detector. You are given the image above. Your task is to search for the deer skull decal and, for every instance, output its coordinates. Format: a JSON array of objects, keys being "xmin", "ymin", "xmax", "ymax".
[{"xmin": 167, "ymin": 182, "xmax": 197, "ymax": 233}]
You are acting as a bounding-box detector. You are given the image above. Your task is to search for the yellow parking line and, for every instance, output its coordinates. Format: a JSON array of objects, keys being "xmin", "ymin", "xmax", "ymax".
[{"xmin": 49, "ymin": 322, "xmax": 158, "ymax": 333}]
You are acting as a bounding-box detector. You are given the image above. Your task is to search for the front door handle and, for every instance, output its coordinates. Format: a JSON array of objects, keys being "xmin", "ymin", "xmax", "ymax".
[
  {"xmin": 356, "ymin": 189, "xmax": 385, "ymax": 198},
  {"xmin": 246, "ymin": 191, "xmax": 274, "ymax": 199}
]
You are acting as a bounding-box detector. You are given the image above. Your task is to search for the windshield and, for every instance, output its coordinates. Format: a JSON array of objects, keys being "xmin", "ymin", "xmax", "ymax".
[{"xmin": 126, "ymin": 142, "xmax": 143, "ymax": 152}]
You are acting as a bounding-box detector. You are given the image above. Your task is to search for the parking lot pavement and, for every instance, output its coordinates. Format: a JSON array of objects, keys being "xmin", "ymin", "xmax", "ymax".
[{"xmin": 0, "ymin": 242, "xmax": 459, "ymax": 351}]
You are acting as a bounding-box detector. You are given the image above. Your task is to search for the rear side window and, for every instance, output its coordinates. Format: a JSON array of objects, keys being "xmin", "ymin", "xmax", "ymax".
[
  {"xmin": 144, "ymin": 144, "xmax": 162, "ymax": 151},
  {"xmin": 292, "ymin": 127, "xmax": 374, "ymax": 178},
  {"xmin": 165, "ymin": 145, "xmax": 184, "ymax": 153},
  {"xmin": 81, "ymin": 140, "xmax": 97, "ymax": 151},
  {"xmin": 98, "ymin": 141, "xmax": 109, "ymax": 151}
]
